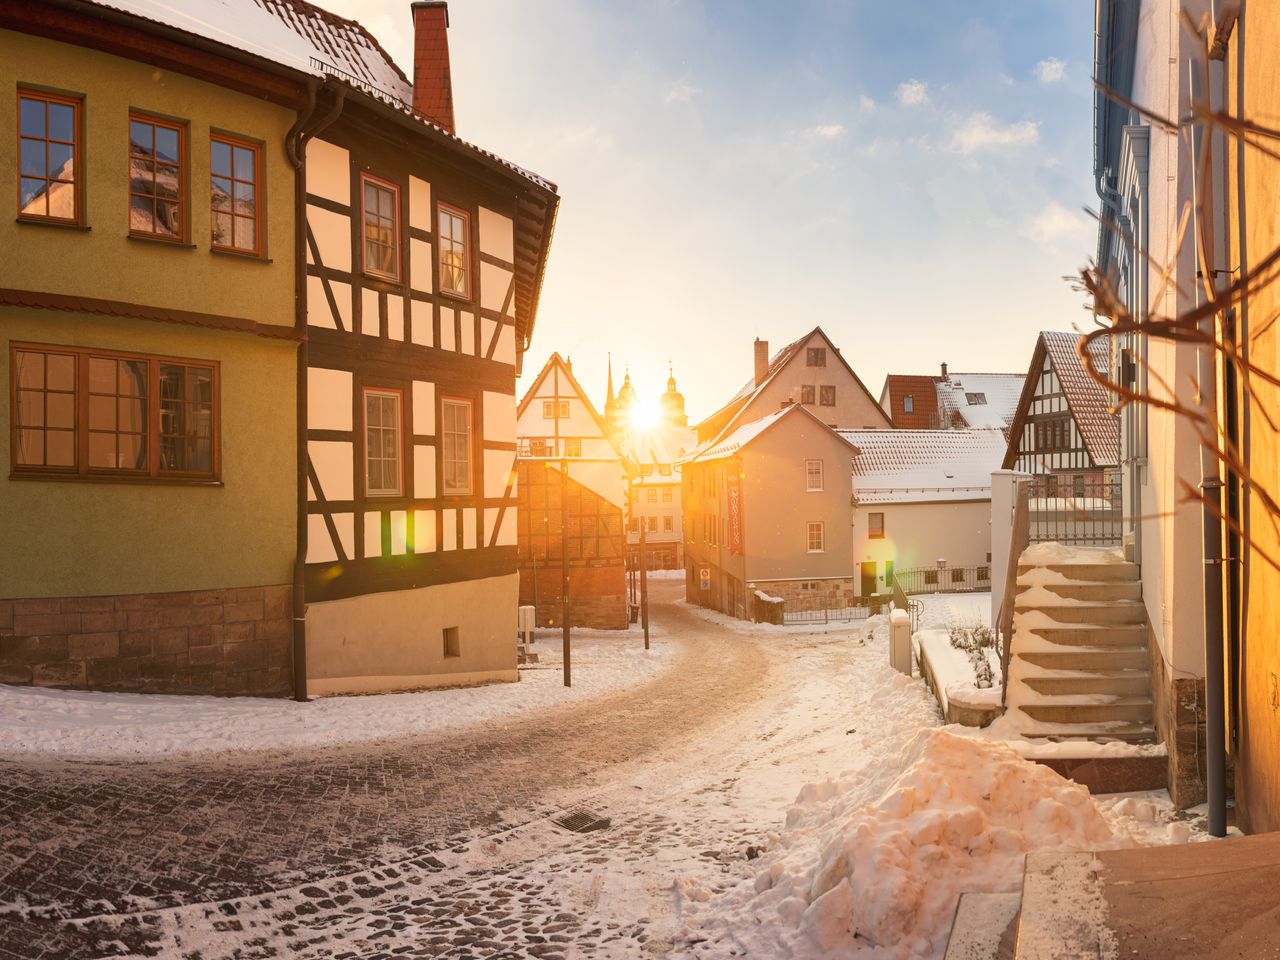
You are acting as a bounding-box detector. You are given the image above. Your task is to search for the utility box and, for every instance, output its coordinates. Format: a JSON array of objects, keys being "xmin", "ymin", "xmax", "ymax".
[
  {"xmin": 518, "ymin": 605, "xmax": 536, "ymax": 646},
  {"xmin": 889, "ymin": 608, "xmax": 912, "ymax": 676}
]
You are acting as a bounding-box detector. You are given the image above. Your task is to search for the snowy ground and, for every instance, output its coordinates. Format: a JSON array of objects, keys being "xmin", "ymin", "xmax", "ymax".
[
  {"xmin": 3, "ymin": 584, "xmax": 1209, "ymax": 959},
  {"xmin": 0, "ymin": 625, "xmax": 674, "ymax": 760}
]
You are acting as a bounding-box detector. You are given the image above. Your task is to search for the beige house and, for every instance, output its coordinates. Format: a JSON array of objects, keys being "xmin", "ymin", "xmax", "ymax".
[
  {"xmin": 695, "ymin": 327, "xmax": 891, "ymax": 444},
  {"xmin": 843, "ymin": 429, "xmax": 1008, "ymax": 597},
  {"xmin": 682, "ymin": 405, "xmax": 859, "ymax": 618}
]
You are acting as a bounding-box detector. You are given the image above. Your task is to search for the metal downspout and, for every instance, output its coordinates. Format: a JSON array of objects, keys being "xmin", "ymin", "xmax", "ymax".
[
  {"xmin": 1190, "ymin": 55, "xmax": 1228, "ymax": 837},
  {"xmin": 286, "ymin": 82, "xmax": 345, "ymax": 702}
]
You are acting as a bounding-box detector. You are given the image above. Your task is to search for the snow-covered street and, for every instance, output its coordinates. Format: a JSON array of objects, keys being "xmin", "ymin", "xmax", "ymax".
[{"xmin": 0, "ymin": 582, "xmax": 1204, "ymax": 959}]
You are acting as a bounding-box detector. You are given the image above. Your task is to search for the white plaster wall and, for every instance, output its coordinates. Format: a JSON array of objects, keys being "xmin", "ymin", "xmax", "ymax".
[
  {"xmin": 408, "ymin": 175, "xmax": 431, "ymax": 230},
  {"xmin": 308, "ymin": 367, "xmax": 352, "ymax": 430},
  {"xmin": 307, "ymin": 139, "xmax": 350, "ymax": 205},
  {"xmin": 1131, "ymin": 0, "xmax": 1208, "ymax": 679},
  {"xmin": 306, "ymin": 572, "xmax": 519, "ymax": 694},
  {"xmin": 307, "ymin": 204, "xmax": 351, "ymax": 272},
  {"xmin": 851, "ymin": 499, "xmax": 992, "ymax": 597},
  {"xmin": 479, "ymin": 207, "xmax": 514, "ymax": 262}
]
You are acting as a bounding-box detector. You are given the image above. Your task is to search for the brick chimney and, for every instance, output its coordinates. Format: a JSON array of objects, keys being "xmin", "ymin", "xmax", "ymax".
[
  {"xmin": 940, "ymin": 361, "xmax": 948, "ymax": 378},
  {"xmin": 411, "ymin": 2, "xmax": 455, "ymax": 134},
  {"xmin": 754, "ymin": 339, "xmax": 769, "ymax": 388}
]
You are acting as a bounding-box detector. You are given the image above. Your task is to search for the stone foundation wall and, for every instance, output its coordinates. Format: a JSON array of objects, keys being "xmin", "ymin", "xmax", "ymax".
[
  {"xmin": 0, "ymin": 585, "xmax": 294, "ymax": 696},
  {"xmin": 750, "ymin": 577, "xmax": 855, "ymax": 611},
  {"xmin": 519, "ymin": 563, "xmax": 628, "ymax": 630},
  {"xmin": 1149, "ymin": 624, "xmax": 1208, "ymax": 808}
]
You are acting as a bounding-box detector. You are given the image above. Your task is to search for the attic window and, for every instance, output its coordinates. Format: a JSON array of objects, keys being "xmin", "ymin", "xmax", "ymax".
[
  {"xmin": 903, "ymin": 395, "xmax": 914, "ymax": 413},
  {"xmin": 807, "ymin": 348, "xmax": 827, "ymax": 367},
  {"xmin": 965, "ymin": 392, "xmax": 987, "ymax": 405}
]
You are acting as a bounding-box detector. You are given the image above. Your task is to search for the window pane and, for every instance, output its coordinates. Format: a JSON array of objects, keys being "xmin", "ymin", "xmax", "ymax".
[
  {"xmin": 233, "ymin": 216, "xmax": 254, "ymax": 250},
  {"xmin": 212, "ymin": 177, "xmax": 232, "ymax": 212},
  {"xmin": 47, "ymin": 103, "xmax": 74, "ymax": 142},
  {"xmin": 130, "ymin": 197, "xmax": 156, "ymax": 234},
  {"xmin": 155, "ymin": 126, "xmax": 179, "ymax": 163},
  {"xmin": 20, "ymin": 178, "xmax": 45, "ymax": 212},
  {"xmin": 48, "ymin": 142, "xmax": 73, "ymax": 180},
  {"xmin": 89, "ymin": 394, "xmax": 115, "ymax": 431},
  {"xmin": 19, "ymin": 98, "xmax": 44, "ymax": 137},
  {"xmin": 20, "ymin": 139, "xmax": 44, "ymax": 177},
  {"xmin": 88, "ymin": 432, "xmax": 116, "ymax": 468},
  {"xmin": 234, "ymin": 146, "xmax": 254, "ymax": 178},
  {"xmin": 46, "ymin": 430, "xmax": 75, "ymax": 467},
  {"xmin": 211, "ymin": 140, "xmax": 232, "ymax": 176},
  {"xmin": 156, "ymin": 200, "xmax": 180, "ymax": 237},
  {"xmin": 17, "ymin": 389, "xmax": 44, "ymax": 427},
  {"xmin": 233, "ymin": 180, "xmax": 255, "ymax": 215},
  {"xmin": 212, "ymin": 212, "xmax": 232, "ymax": 247},
  {"xmin": 129, "ymin": 120, "xmax": 151, "ymax": 155}
]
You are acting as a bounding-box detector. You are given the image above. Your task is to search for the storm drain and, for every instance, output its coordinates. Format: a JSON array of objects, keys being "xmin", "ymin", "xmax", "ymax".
[{"xmin": 551, "ymin": 809, "xmax": 611, "ymax": 833}]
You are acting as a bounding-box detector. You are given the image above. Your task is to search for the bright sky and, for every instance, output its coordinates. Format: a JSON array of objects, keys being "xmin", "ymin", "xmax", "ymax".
[{"xmin": 328, "ymin": 0, "xmax": 1097, "ymax": 424}]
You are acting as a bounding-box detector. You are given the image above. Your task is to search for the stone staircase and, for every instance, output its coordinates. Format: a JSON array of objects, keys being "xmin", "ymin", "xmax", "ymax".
[{"xmin": 1005, "ymin": 553, "xmax": 1155, "ymax": 743}]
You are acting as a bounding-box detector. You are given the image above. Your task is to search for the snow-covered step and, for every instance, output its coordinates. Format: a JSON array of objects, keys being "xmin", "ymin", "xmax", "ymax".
[
  {"xmin": 1016, "ymin": 647, "xmax": 1149, "ymax": 672},
  {"xmin": 1029, "ymin": 624, "xmax": 1147, "ymax": 647},
  {"xmin": 1020, "ymin": 697, "xmax": 1153, "ymax": 726},
  {"xmin": 1016, "ymin": 561, "xmax": 1139, "ymax": 582},
  {"xmin": 1012, "ymin": 600, "xmax": 1146, "ymax": 624},
  {"xmin": 1016, "ymin": 580, "xmax": 1142, "ymax": 603},
  {"xmin": 1014, "ymin": 852, "xmax": 1110, "ymax": 959},
  {"xmin": 944, "ymin": 891, "xmax": 1020, "ymax": 960},
  {"xmin": 1019, "ymin": 673, "xmax": 1151, "ymax": 699},
  {"xmin": 1017, "ymin": 721, "xmax": 1155, "ymax": 742}
]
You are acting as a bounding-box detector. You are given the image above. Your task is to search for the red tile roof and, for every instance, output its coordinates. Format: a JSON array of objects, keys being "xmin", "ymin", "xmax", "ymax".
[
  {"xmin": 1042, "ymin": 331, "xmax": 1118, "ymax": 467},
  {"xmin": 880, "ymin": 374, "xmax": 939, "ymax": 429}
]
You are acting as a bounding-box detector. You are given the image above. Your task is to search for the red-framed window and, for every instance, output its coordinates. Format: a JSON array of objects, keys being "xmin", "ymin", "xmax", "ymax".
[
  {"xmin": 17, "ymin": 89, "xmax": 82, "ymax": 225},
  {"xmin": 128, "ymin": 113, "xmax": 186, "ymax": 242},
  {"xmin": 441, "ymin": 397, "xmax": 473, "ymax": 495},
  {"xmin": 362, "ymin": 386, "xmax": 404, "ymax": 497},
  {"xmin": 11, "ymin": 343, "xmax": 219, "ymax": 482},
  {"xmin": 211, "ymin": 134, "xmax": 261, "ymax": 254},
  {"xmin": 360, "ymin": 173, "xmax": 400, "ymax": 281},
  {"xmin": 437, "ymin": 203, "xmax": 470, "ymax": 298}
]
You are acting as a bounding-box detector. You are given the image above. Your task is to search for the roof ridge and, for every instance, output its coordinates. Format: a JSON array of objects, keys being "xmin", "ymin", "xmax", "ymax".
[{"xmin": 260, "ymin": 0, "xmax": 411, "ymax": 87}]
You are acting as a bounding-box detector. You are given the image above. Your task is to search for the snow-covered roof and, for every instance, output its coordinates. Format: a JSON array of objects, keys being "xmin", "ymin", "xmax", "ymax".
[
  {"xmin": 1041, "ymin": 332, "xmax": 1118, "ymax": 467},
  {"xmin": 934, "ymin": 373, "xmax": 1025, "ymax": 431},
  {"xmin": 89, "ymin": 0, "xmax": 323, "ymax": 73},
  {"xmin": 840, "ymin": 428, "xmax": 1009, "ymax": 504},
  {"xmin": 688, "ymin": 404, "xmax": 857, "ymax": 464},
  {"xmin": 81, "ymin": 0, "xmax": 556, "ymax": 195}
]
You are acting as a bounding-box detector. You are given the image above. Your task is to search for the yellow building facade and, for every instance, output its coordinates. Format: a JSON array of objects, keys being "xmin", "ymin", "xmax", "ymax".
[{"xmin": 0, "ymin": 17, "xmax": 303, "ymax": 695}]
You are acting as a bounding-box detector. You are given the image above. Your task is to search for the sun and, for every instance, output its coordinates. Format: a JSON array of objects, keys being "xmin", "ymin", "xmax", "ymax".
[{"xmin": 629, "ymin": 394, "xmax": 662, "ymax": 431}]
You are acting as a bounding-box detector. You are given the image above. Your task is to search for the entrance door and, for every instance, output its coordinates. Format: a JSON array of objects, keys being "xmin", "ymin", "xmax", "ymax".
[{"xmin": 860, "ymin": 561, "xmax": 877, "ymax": 597}]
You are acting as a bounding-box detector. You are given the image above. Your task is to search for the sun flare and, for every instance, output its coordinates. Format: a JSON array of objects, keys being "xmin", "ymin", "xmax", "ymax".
[{"xmin": 629, "ymin": 394, "xmax": 662, "ymax": 431}]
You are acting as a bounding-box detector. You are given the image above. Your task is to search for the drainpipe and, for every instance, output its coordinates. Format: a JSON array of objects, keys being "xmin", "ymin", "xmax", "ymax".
[
  {"xmin": 286, "ymin": 81, "xmax": 346, "ymax": 702},
  {"xmin": 1189, "ymin": 54, "xmax": 1228, "ymax": 837}
]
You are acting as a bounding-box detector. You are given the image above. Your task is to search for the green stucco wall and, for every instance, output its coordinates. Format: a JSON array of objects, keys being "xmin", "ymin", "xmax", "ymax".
[
  {"xmin": 1, "ymin": 311, "xmax": 297, "ymax": 598},
  {"xmin": 0, "ymin": 27, "xmax": 296, "ymax": 327}
]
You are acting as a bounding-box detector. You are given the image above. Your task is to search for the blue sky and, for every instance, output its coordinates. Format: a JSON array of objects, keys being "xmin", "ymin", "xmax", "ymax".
[{"xmin": 336, "ymin": 0, "xmax": 1098, "ymax": 421}]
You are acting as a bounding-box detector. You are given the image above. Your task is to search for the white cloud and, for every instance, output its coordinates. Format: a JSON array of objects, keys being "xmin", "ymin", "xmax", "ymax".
[
  {"xmin": 1035, "ymin": 57, "xmax": 1066, "ymax": 84},
  {"xmin": 1024, "ymin": 201, "xmax": 1092, "ymax": 251},
  {"xmin": 896, "ymin": 80, "xmax": 929, "ymax": 107},
  {"xmin": 948, "ymin": 113, "xmax": 1039, "ymax": 154},
  {"xmin": 859, "ymin": 94, "xmax": 877, "ymax": 112},
  {"xmin": 664, "ymin": 80, "xmax": 698, "ymax": 104},
  {"xmin": 809, "ymin": 123, "xmax": 845, "ymax": 140}
]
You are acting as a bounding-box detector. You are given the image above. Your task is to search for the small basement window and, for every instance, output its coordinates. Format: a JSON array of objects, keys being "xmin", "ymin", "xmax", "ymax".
[{"xmin": 443, "ymin": 626, "xmax": 461, "ymax": 658}]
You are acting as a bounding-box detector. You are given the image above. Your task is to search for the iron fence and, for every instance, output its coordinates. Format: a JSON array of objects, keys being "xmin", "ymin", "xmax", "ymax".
[
  {"xmin": 1027, "ymin": 471, "xmax": 1122, "ymax": 546},
  {"xmin": 781, "ymin": 601, "xmax": 882, "ymax": 625},
  {"xmin": 892, "ymin": 565, "xmax": 992, "ymax": 596}
]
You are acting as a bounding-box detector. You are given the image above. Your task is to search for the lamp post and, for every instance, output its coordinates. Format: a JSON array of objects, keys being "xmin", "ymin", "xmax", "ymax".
[
  {"xmin": 561, "ymin": 455, "xmax": 570, "ymax": 687},
  {"xmin": 640, "ymin": 523, "xmax": 650, "ymax": 649}
]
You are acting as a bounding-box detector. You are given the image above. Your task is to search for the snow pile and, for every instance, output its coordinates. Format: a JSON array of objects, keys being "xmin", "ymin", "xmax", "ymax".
[
  {"xmin": 0, "ymin": 629, "xmax": 676, "ymax": 760},
  {"xmin": 735, "ymin": 728, "xmax": 1115, "ymax": 958}
]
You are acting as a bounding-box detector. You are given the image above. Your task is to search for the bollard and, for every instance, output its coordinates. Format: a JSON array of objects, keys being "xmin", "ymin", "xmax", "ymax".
[{"xmin": 889, "ymin": 608, "xmax": 912, "ymax": 676}]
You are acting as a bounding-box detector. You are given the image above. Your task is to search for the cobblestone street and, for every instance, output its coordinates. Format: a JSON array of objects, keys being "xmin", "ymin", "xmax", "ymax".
[{"xmin": 0, "ymin": 582, "xmax": 933, "ymax": 959}]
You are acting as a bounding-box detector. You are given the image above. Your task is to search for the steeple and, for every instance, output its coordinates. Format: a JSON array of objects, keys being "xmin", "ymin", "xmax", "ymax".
[
  {"xmin": 661, "ymin": 363, "xmax": 688, "ymax": 427},
  {"xmin": 606, "ymin": 353, "xmax": 615, "ymax": 405}
]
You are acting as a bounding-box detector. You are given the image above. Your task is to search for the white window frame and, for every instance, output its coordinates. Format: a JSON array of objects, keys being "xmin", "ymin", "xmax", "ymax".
[
  {"xmin": 363, "ymin": 387, "xmax": 403, "ymax": 498},
  {"xmin": 441, "ymin": 397, "xmax": 473, "ymax": 495},
  {"xmin": 805, "ymin": 458, "xmax": 824, "ymax": 492},
  {"xmin": 437, "ymin": 203, "xmax": 470, "ymax": 297},
  {"xmin": 807, "ymin": 521, "xmax": 825, "ymax": 553}
]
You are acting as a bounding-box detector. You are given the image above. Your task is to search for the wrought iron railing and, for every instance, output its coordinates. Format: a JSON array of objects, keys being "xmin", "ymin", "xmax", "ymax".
[
  {"xmin": 1026, "ymin": 471, "xmax": 1123, "ymax": 546},
  {"xmin": 892, "ymin": 565, "xmax": 992, "ymax": 596}
]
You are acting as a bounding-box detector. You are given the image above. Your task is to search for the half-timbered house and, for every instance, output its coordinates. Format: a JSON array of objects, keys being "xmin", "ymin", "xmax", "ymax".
[
  {"xmin": 271, "ymin": 0, "xmax": 558, "ymax": 694},
  {"xmin": 1003, "ymin": 331, "xmax": 1118, "ymax": 483},
  {"xmin": 515, "ymin": 354, "xmax": 628, "ymax": 629}
]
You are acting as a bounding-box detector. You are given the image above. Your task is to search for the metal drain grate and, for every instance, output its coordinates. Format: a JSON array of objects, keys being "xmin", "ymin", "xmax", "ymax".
[{"xmin": 551, "ymin": 809, "xmax": 611, "ymax": 833}]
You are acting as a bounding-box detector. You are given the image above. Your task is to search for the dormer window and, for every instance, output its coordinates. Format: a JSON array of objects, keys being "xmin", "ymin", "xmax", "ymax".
[{"xmin": 965, "ymin": 392, "xmax": 987, "ymax": 405}]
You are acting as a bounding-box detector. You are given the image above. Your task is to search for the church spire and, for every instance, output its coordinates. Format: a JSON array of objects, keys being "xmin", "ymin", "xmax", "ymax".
[{"xmin": 606, "ymin": 352, "xmax": 615, "ymax": 405}]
